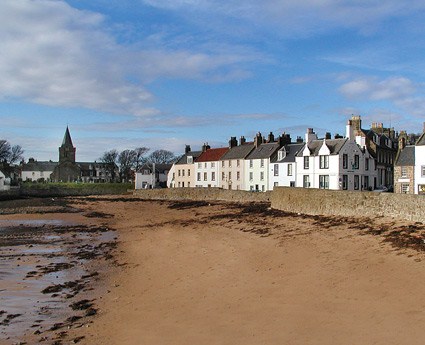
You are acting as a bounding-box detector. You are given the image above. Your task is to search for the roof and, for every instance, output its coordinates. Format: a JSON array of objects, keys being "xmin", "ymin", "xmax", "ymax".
[
  {"xmin": 246, "ymin": 143, "xmax": 280, "ymax": 160},
  {"xmin": 220, "ymin": 144, "xmax": 254, "ymax": 160},
  {"xmin": 62, "ymin": 126, "xmax": 74, "ymax": 147},
  {"xmin": 395, "ymin": 146, "xmax": 415, "ymax": 166},
  {"xmin": 297, "ymin": 138, "xmax": 347, "ymax": 156},
  {"xmin": 22, "ymin": 160, "xmax": 57, "ymax": 172},
  {"xmin": 272, "ymin": 143, "xmax": 304, "ymax": 163},
  {"xmin": 78, "ymin": 162, "xmax": 111, "ymax": 169},
  {"xmin": 175, "ymin": 151, "xmax": 202, "ymax": 165},
  {"xmin": 138, "ymin": 163, "xmax": 172, "ymax": 173},
  {"xmin": 417, "ymin": 132, "xmax": 425, "ymax": 146},
  {"xmin": 196, "ymin": 148, "xmax": 229, "ymax": 162}
]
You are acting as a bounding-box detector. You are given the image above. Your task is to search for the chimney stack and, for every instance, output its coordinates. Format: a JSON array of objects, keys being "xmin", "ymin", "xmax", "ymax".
[
  {"xmin": 346, "ymin": 120, "xmax": 354, "ymax": 140},
  {"xmin": 240, "ymin": 136, "xmax": 246, "ymax": 145},
  {"xmin": 305, "ymin": 128, "xmax": 317, "ymax": 143},
  {"xmin": 296, "ymin": 136, "xmax": 303, "ymax": 143},
  {"xmin": 254, "ymin": 132, "xmax": 263, "ymax": 148},
  {"xmin": 267, "ymin": 132, "xmax": 275, "ymax": 143},
  {"xmin": 201, "ymin": 143, "xmax": 210, "ymax": 152},
  {"xmin": 325, "ymin": 132, "xmax": 331, "ymax": 140},
  {"xmin": 278, "ymin": 132, "xmax": 291, "ymax": 147},
  {"xmin": 185, "ymin": 145, "xmax": 191, "ymax": 154},
  {"xmin": 229, "ymin": 137, "xmax": 238, "ymax": 148}
]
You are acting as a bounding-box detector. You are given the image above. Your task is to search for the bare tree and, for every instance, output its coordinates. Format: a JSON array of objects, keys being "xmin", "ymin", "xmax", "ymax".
[
  {"xmin": 0, "ymin": 140, "xmax": 11, "ymax": 161},
  {"xmin": 118, "ymin": 149, "xmax": 137, "ymax": 182},
  {"xmin": 147, "ymin": 149, "xmax": 176, "ymax": 164},
  {"xmin": 100, "ymin": 149, "xmax": 119, "ymax": 181},
  {"xmin": 9, "ymin": 145, "xmax": 24, "ymax": 164},
  {"xmin": 134, "ymin": 147, "xmax": 150, "ymax": 171},
  {"xmin": 0, "ymin": 140, "xmax": 24, "ymax": 164}
]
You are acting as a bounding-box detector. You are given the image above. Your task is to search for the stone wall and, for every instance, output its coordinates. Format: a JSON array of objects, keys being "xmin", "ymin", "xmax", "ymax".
[
  {"xmin": 394, "ymin": 166, "xmax": 415, "ymax": 194},
  {"xmin": 271, "ymin": 187, "xmax": 425, "ymax": 222},
  {"xmin": 133, "ymin": 188, "xmax": 272, "ymax": 203}
]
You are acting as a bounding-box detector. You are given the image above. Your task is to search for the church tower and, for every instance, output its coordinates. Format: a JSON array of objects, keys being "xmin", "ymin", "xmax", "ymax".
[{"xmin": 59, "ymin": 126, "xmax": 76, "ymax": 163}]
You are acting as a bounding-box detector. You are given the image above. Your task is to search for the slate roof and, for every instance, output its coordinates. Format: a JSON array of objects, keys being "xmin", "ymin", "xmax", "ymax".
[
  {"xmin": 272, "ymin": 143, "xmax": 304, "ymax": 163},
  {"xmin": 138, "ymin": 163, "xmax": 172, "ymax": 173},
  {"xmin": 196, "ymin": 148, "xmax": 229, "ymax": 162},
  {"xmin": 220, "ymin": 143, "xmax": 254, "ymax": 160},
  {"xmin": 395, "ymin": 146, "xmax": 415, "ymax": 166},
  {"xmin": 417, "ymin": 132, "xmax": 425, "ymax": 146},
  {"xmin": 22, "ymin": 160, "xmax": 57, "ymax": 172},
  {"xmin": 245, "ymin": 143, "xmax": 280, "ymax": 160},
  {"xmin": 297, "ymin": 138, "xmax": 348, "ymax": 156},
  {"xmin": 175, "ymin": 151, "xmax": 202, "ymax": 165},
  {"xmin": 62, "ymin": 126, "xmax": 74, "ymax": 147}
]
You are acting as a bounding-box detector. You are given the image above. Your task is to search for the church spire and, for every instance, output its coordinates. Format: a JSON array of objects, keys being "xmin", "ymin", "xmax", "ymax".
[{"xmin": 62, "ymin": 126, "xmax": 73, "ymax": 147}]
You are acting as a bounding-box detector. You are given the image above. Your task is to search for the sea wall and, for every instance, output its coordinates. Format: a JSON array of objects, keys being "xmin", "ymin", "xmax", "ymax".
[
  {"xmin": 133, "ymin": 188, "xmax": 272, "ymax": 203},
  {"xmin": 134, "ymin": 187, "xmax": 425, "ymax": 222},
  {"xmin": 271, "ymin": 187, "xmax": 425, "ymax": 223}
]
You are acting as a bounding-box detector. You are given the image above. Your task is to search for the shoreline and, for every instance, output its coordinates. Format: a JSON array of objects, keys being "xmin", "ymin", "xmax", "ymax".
[{"xmin": 1, "ymin": 196, "xmax": 425, "ymax": 344}]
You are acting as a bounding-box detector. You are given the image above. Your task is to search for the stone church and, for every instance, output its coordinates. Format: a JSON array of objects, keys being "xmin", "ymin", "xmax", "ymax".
[{"xmin": 50, "ymin": 127, "xmax": 117, "ymax": 183}]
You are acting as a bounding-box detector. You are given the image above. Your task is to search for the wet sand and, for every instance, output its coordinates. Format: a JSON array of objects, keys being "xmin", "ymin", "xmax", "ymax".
[{"xmin": 2, "ymin": 196, "xmax": 425, "ymax": 344}]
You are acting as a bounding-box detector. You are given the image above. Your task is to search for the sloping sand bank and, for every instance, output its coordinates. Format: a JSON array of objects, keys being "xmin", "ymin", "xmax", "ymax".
[{"xmin": 75, "ymin": 197, "xmax": 425, "ymax": 345}]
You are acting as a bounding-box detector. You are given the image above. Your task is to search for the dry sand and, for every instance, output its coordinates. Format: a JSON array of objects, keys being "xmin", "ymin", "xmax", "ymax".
[
  {"xmin": 2, "ymin": 196, "xmax": 425, "ymax": 345},
  {"xmin": 71, "ymin": 197, "xmax": 425, "ymax": 345}
]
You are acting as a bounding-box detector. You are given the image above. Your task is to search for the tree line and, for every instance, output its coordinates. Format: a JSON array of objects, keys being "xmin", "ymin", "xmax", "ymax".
[{"xmin": 99, "ymin": 147, "xmax": 178, "ymax": 182}]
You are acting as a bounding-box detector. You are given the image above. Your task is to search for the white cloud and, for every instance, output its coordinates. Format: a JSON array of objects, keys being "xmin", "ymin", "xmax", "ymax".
[
  {"xmin": 141, "ymin": 0, "xmax": 425, "ymax": 37},
  {"xmin": 0, "ymin": 0, "xmax": 263, "ymax": 116}
]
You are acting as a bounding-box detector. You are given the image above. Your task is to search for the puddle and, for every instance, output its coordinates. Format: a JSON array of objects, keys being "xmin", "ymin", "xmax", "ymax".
[{"xmin": 0, "ymin": 219, "xmax": 116, "ymax": 343}]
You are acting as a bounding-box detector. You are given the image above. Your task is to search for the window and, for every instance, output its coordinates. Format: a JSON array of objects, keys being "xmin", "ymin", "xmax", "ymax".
[
  {"xmin": 342, "ymin": 175, "xmax": 348, "ymax": 190},
  {"xmin": 262, "ymin": 185, "xmax": 265, "ymax": 192},
  {"xmin": 354, "ymin": 175, "xmax": 359, "ymax": 190},
  {"xmin": 274, "ymin": 182, "xmax": 278, "ymax": 187},
  {"xmin": 237, "ymin": 171, "xmax": 240, "ymax": 180},
  {"xmin": 343, "ymin": 154, "xmax": 348, "ymax": 169},
  {"xmin": 365, "ymin": 158, "xmax": 369, "ymax": 171},
  {"xmin": 178, "ymin": 169, "xmax": 181, "ymax": 177},
  {"xmin": 211, "ymin": 172, "xmax": 215, "ymax": 181},
  {"xmin": 197, "ymin": 172, "xmax": 201, "ymax": 181},
  {"xmin": 249, "ymin": 160, "xmax": 253, "ymax": 168},
  {"xmin": 260, "ymin": 159, "xmax": 264, "ymax": 168},
  {"xmin": 422, "ymin": 166, "xmax": 425, "ymax": 177},
  {"xmin": 204, "ymin": 162, "xmax": 207, "ymax": 168},
  {"xmin": 290, "ymin": 181, "xmax": 295, "ymax": 187},
  {"xmin": 203, "ymin": 172, "xmax": 207, "ymax": 181},
  {"xmin": 182, "ymin": 182, "xmax": 185, "ymax": 187},
  {"xmin": 364, "ymin": 176, "xmax": 369, "ymax": 189},
  {"xmin": 304, "ymin": 156, "xmax": 309, "ymax": 169},
  {"xmin": 401, "ymin": 166, "xmax": 407, "ymax": 177},
  {"xmin": 221, "ymin": 161, "xmax": 224, "ymax": 168},
  {"xmin": 188, "ymin": 169, "xmax": 190, "ymax": 177},
  {"xmin": 172, "ymin": 173, "xmax": 175, "ymax": 179},
  {"xmin": 319, "ymin": 175, "xmax": 329, "ymax": 189},
  {"xmin": 229, "ymin": 160, "xmax": 232, "ymax": 167},
  {"xmin": 187, "ymin": 157, "xmax": 193, "ymax": 164},
  {"xmin": 260, "ymin": 172, "xmax": 264, "ymax": 181},
  {"xmin": 229, "ymin": 172, "xmax": 231, "ymax": 181},
  {"xmin": 222, "ymin": 172, "xmax": 225, "ymax": 180},
  {"xmin": 287, "ymin": 164, "xmax": 293, "ymax": 176},
  {"xmin": 182, "ymin": 169, "xmax": 185, "ymax": 177},
  {"xmin": 188, "ymin": 182, "xmax": 190, "ymax": 187},
  {"xmin": 237, "ymin": 160, "xmax": 240, "ymax": 167},
  {"xmin": 274, "ymin": 164, "xmax": 279, "ymax": 176},
  {"xmin": 249, "ymin": 172, "xmax": 253, "ymax": 181},
  {"xmin": 319, "ymin": 155, "xmax": 329, "ymax": 169},
  {"xmin": 211, "ymin": 162, "xmax": 215, "ymax": 168},
  {"xmin": 303, "ymin": 175, "xmax": 310, "ymax": 188},
  {"xmin": 353, "ymin": 155, "xmax": 359, "ymax": 169},
  {"xmin": 401, "ymin": 183, "xmax": 409, "ymax": 194},
  {"xmin": 198, "ymin": 163, "xmax": 201, "ymax": 168}
]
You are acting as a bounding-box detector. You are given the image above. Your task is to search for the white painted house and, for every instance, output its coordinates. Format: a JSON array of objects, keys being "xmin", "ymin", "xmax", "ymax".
[
  {"xmin": 194, "ymin": 146, "xmax": 228, "ymax": 188},
  {"xmin": 296, "ymin": 123, "xmax": 376, "ymax": 191},
  {"xmin": 219, "ymin": 137, "xmax": 254, "ymax": 190},
  {"xmin": 135, "ymin": 163, "xmax": 172, "ymax": 189},
  {"xmin": 21, "ymin": 158, "xmax": 57, "ymax": 182},
  {"xmin": 0, "ymin": 170, "xmax": 9, "ymax": 191},
  {"xmin": 244, "ymin": 133, "xmax": 281, "ymax": 192},
  {"xmin": 414, "ymin": 129, "xmax": 425, "ymax": 195},
  {"xmin": 269, "ymin": 142, "xmax": 304, "ymax": 189},
  {"xmin": 168, "ymin": 145, "xmax": 202, "ymax": 188}
]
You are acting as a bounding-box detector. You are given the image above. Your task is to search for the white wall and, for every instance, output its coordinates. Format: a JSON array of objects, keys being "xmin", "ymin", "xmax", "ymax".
[
  {"xmin": 415, "ymin": 145, "xmax": 425, "ymax": 194},
  {"xmin": 244, "ymin": 158, "xmax": 270, "ymax": 192},
  {"xmin": 21, "ymin": 170, "xmax": 54, "ymax": 182},
  {"xmin": 194, "ymin": 161, "xmax": 220, "ymax": 188}
]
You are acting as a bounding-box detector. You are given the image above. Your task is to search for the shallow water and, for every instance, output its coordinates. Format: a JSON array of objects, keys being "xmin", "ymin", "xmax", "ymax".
[{"xmin": 0, "ymin": 219, "xmax": 116, "ymax": 343}]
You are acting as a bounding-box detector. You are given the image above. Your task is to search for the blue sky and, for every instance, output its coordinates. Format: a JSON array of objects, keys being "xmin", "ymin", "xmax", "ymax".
[{"xmin": 1, "ymin": 0, "xmax": 425, "ymax": 161}]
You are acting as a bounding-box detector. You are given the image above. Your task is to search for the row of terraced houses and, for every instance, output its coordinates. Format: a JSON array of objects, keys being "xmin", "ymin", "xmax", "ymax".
[{"xmin": 167, "ymin": 116, "xmax": 425, "ymax": 195}]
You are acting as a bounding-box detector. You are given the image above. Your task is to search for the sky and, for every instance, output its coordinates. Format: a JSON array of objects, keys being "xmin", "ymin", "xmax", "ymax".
[{"xmin": 1, "ymin": 0, "xmax": 425, "ymax": 162}]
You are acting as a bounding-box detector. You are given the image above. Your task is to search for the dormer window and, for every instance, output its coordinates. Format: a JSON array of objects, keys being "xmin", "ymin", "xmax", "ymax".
[{"xmin": 187, "ymin": 156, "xmax": 193, "ymax": 164}]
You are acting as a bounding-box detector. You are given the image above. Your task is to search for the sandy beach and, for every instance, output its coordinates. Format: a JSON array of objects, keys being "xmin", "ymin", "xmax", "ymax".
[{"xmin": 1, "ymin": 196, "xmax": 425, "ymax": 344}]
